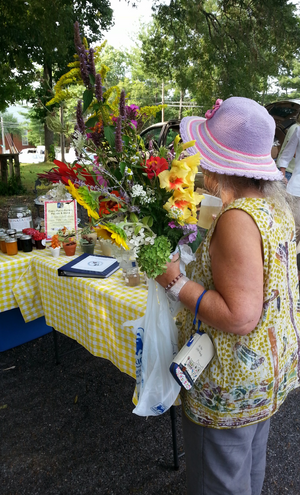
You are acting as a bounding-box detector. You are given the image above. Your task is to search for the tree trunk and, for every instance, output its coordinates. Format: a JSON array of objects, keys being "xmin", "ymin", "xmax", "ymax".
[{"xmin": 43, "ymin": 62, "xmax": 54, "ymax": 162}]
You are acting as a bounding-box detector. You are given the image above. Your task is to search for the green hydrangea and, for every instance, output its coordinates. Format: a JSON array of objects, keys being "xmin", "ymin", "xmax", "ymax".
[{"xmin": 137, "ymin": 235, "xmax": 171, "ymax": 279}]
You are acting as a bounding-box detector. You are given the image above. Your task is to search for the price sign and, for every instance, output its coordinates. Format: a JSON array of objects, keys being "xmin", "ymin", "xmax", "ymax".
[{"xmin": 44, "ymin": 200, "xmax": 77, "ymax": 240}]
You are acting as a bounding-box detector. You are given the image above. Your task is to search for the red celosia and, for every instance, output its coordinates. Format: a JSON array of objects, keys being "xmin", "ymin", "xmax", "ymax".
[
  {"xmin": 143, "ymin": 156, "xmax": 169, "ymax": 180},
  {"xmin": 99, "ymin": 191, "xmax": 123, "ymax": 216}
]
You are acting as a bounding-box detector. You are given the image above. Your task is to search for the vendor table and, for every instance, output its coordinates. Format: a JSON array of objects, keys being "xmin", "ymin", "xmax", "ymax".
[{"xmin": 1, "ymin": 245, "xmax": 181, "ymax": 468}]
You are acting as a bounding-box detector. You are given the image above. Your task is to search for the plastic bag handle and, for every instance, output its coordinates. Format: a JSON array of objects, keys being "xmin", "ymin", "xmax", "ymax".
[{"xmin": 193, "ymin": 289, "xmax": 207, "ymax": 332}]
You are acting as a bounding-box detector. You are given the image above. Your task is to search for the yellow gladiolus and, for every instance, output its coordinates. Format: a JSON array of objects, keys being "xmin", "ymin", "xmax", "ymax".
[
  {"xmin": 66, "ymin": 181, "xmax": 99, "ymax": 220},
  {"xmin": 181, "ymin": 140, "xmax": 196, "ymax": 151}
]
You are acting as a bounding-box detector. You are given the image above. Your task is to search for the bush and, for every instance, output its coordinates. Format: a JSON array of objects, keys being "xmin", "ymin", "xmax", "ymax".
[
  {"xmin": 0, "ymin": 176, "xmax": 27, "ymax": 196},
  {"xmin": 48, "ymin": 144, "xmax": 56, "ymax": 162}
]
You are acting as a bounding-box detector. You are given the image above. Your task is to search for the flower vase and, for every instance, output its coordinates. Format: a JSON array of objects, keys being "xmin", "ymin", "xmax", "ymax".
[{"xmin": 63, "ymin": 242, "xmax": 77, "ymax": 256}]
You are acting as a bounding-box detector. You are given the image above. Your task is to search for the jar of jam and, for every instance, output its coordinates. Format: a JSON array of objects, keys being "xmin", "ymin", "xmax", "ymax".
[
  {"xmin": 5, "ymin": 237, "xmax": 18, "ymax": 256},
  {"xmin": 16, "ymin": 233, "xmax": 24, "ymax": 250},
  {"xmin": 21, "ymin": 235, "xmax": 33, "ymax": 253},
  {"xmin": 0, "ymin": 235, "xmax": 8, "ymax": 253}
]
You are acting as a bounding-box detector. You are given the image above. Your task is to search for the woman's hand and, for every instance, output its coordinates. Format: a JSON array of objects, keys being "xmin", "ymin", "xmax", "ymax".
[{"xmin": 155, "ymin": 253, "xmax": 181, "ymax": 289}]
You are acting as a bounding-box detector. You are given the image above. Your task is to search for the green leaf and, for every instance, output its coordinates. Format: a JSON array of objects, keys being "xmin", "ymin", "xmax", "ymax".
[
  {"xmin": 104, "ymin": 125, "xmax": 116, "ymax": 149},
  {"xmin": 123, "ymin": 135, "xmax": 130, "ymax": 146},
  {"xmin": 89, "ymin": 74, "xmax": 95, "ymax": 87},
  {"xmin": 134, "ymin": 225, "xmax": 142, "ymax": 235},
  {"xmin": 119, "ymin": 162, "xmax": 126, "ymax": 176},
  {"xmin": 130, "ymin": 212, "xmax": 139, "ymax": 222},
  {"xmin": 85, "ymin": 115, "xmax": 98, "ymax": 129},
  {"xmin": 142, "ymin": 216, "xmax": 150, "ymax": 225},
  {"xmin": 82, "ymin": 89, "xmax": 94, "ymax": 114}
]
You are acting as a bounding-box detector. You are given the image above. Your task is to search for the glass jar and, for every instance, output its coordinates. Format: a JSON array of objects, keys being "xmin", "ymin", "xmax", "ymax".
[
  {"xmin": 0, "ymin": 235, "xmax": 8, "ymax": 253},
  {"xmin": 8, "ymin": 206, "xmax": 33, "ymax": 231},
  {"xmin": 16, "ymin": 233, "xmax": 24, "ymax": 250},
  {"xmin": 125, "ymin": 261, "xmax": 140, "ymax": 287},
  {"xmin": 5, "ymin": 237, "xmax": 18, "ymax": 256},
  {"xmin": 21, "ymin": 235, "xmax": 33, "ymax": 253},
  {"xmin": 6, "ymin": 229, "xmax": 17, "ymax": 237},
  {"xmin": 35, "ymin": 238, "xmax": 46, "ymax": 250}
]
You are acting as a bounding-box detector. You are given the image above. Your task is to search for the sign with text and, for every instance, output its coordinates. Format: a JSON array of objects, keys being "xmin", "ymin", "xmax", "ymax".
[{"xmin": 44, "ymin": 200, "xmax": 77, "ymax": 240}]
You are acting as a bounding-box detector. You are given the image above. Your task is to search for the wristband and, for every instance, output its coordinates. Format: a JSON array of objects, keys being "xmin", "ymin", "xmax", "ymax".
[{"xmin": 166, "ymin": 275, "xmax": 189, "ymax": 302}]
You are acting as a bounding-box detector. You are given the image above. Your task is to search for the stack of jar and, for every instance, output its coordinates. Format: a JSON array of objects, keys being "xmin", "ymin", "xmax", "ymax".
[{"xmin": 0, "ymin": 228, "xmax": 33, "ymax": 255}]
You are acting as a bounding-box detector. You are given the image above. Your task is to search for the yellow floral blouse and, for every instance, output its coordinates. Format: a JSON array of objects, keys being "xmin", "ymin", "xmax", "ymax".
[{"xmin": 180, "ymin": 197, "xmax": 300, "ymax": 428}]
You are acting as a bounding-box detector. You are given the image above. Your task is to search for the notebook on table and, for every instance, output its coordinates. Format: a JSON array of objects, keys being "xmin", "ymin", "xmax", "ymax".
[{"xmin": 58, "ymin": 253, "xmax": 119, "ymax": 279}]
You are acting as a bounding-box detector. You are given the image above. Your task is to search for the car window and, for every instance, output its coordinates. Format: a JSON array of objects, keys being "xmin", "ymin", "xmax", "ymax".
[
  {"xmin": 165, "ymin": 126, "xmax": 180, "ymax": 147},
  {"xmin": 141, "ymin": 127, "xmax": 162, "ymax": 149}
]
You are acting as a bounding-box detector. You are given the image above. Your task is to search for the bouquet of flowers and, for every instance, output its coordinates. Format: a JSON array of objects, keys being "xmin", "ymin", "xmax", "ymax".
[{"xmin": 39, "ymin": 23, "xmax": 203, "ymax": 278}]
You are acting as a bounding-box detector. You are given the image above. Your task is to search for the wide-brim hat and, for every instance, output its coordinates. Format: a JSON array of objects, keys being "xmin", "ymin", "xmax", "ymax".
[{"xmin": 180, "ymin": 97, "xmax": 283, "ymax": 181}]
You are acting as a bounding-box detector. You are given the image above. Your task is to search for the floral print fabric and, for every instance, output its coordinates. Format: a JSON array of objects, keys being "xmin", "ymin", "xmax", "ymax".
[{"xmin": 180, "ymin": 197, "xmax": 300, "ymax": 428}]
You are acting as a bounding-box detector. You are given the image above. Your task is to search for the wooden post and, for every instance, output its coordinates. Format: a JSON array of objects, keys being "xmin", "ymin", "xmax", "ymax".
[
  {"xmin": 0, "ymin": 155, "xmax": 8, "ymax": 184},
  {"xmin": 14, "ymin": 154, "xmax": 20, "ymax": 179},
  {"xmin": 9, "ymin": 157, "xmax": 13, "ymax": 177}
]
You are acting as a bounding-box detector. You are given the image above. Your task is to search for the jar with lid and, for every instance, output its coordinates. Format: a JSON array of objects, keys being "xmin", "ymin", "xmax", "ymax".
[
  {"xmin": 21, "ymin": 235, "xmax": 33, "ymax": 253},
  {"xmin": 6, "ymin": 229, "xmax": 17, "ymax": 237},
  {"xmin": 0, "ymin": 235, "xmax": 8, "ymax": 253},
  {"xmin": 125, "ymin": 261, "xmax": 140, "ymax": 287},
  {"xmin": 15, "ymin": 233, "xmax": 24, "ymax": 250},
  {"xmin": 8, "ymin": 206, "xmax": 33, "ymax": 231},
  {"xmin": 5, "ymin": 237, "xmax": 18, "ymax": 256}
]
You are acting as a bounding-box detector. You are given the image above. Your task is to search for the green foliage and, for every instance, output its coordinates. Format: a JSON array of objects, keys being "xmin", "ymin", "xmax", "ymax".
[
  {"xmin": 137, "ymin": 235, "xmax": 172, "ymax": 278},
  {"xmin": 48, "ymin": 145, "xmax": 56, "ymax": 162},
  {"xmin": 144, "ymin": 0, "xmax": 300, "ymax": 107},
  {"xmin": 0, "ymin": 176, "xmax": 26, "ymax": 196}
]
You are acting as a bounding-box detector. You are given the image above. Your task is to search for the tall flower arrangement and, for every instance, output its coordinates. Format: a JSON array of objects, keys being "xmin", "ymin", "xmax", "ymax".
[{"xmin": 39, "ymin": 23, "xmax": 203, "ymax": 278}]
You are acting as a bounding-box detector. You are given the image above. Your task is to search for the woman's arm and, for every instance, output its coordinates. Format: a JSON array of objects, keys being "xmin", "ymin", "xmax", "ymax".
[
  {"xmin": 156, "ymin": 209, "xmax": 264, "ymax": 336},
  {"xmin": 277, "ymin": 126, "xmax": 300, "ymax": 170}
]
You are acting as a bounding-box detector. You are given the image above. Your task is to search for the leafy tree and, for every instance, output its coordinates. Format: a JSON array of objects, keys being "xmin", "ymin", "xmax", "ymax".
[
  {"xmin": 142, "ymin": 0, "xmax": 300, "ymax": 109},
  {"xmin": 0, "ymin": 0, "xmax": 114, "ymax": 158}
]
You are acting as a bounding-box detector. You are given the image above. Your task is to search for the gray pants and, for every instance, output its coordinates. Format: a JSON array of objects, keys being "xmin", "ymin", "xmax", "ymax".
[{"xmin": 182, "ymin": 410, "xmax": 270, "ymax": 495}]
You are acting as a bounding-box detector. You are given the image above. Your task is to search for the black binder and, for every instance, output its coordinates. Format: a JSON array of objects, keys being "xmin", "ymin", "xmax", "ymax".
[{"xmin": 57, "ymin": 253, "xmax": 119, "ymax": 279}]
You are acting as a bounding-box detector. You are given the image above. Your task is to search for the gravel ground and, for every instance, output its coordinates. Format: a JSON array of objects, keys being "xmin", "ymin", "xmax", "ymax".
[{"xmin": 1, "ymin": 331, "xmax": 300, "ymax": 495}]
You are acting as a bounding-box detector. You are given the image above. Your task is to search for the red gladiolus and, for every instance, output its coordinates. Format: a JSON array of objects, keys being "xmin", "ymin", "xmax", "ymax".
[{"xmin": 143, "ymin": 156, "xmax": 169, "ymax": 180}]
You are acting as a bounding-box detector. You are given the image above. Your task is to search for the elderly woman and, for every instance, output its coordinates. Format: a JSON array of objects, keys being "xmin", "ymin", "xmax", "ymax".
[{"xmin": 156, "ymin": 97, "xmax": 300, "ymax": 495}]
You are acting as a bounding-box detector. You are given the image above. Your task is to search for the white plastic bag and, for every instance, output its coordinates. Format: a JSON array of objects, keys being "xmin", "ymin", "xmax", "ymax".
[{"xmin": 123, "ymin": 279, "xmax": 181, "ymax": 416}]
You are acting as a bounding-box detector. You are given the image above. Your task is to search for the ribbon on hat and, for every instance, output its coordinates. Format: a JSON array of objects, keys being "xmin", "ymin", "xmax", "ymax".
[{"xmin": 205, "ymin": 99, "xmax": 223, "ymax": 119}]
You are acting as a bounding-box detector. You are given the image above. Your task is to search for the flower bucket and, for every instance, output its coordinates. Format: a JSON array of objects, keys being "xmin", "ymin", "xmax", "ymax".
[{"xmin": 63, "ymin": 242, "xmax": 77, "ymax": 256}]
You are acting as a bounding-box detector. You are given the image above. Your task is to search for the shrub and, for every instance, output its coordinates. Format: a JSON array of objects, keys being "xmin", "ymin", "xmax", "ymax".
[{"xmin": 0, "ymin": 176, "xmax": 27, "ymax": 196}]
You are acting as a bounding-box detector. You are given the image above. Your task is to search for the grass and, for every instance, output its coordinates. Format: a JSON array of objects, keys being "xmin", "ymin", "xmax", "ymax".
[{"xmin": 19, "ymin": 161, "xmax": 54, "ymax": 192}]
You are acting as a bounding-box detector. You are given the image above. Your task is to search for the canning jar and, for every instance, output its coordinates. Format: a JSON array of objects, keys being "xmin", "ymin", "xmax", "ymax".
[
  {"xmin": 21, "ymin": 235, "xmax": 33, "ymax": 253},
  {"xmin": 5, "ymin": 237, "xmax": 18, "ymax": 256},
  {"xmin": 8, "ymin": 206, "xmax": 33, "ymax": 231},
  {"xmin": 0, "ymin": 235, "xmax": 8, "ymax": 253}
]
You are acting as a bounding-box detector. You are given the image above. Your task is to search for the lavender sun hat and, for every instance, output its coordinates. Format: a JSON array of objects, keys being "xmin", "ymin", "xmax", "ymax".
[{"xmin": 180, "ymin": 96, "xmax": 283, "ymax": 181}]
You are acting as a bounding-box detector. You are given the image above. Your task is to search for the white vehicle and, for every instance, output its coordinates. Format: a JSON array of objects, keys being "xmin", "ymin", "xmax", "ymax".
[{"xmin": 19, "ymin": 148, "xmax": 44, "ymax": 164}]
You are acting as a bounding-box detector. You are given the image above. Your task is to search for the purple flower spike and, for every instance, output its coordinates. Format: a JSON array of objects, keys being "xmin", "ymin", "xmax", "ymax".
[
  {"xmin": 74, "ymin": 22, "xmax": 82, "ymax": 55},
  {"xmin": 119, "ymin": 90, "xmax": 126, "ymax": 118},
  {"xmin": 76, "ymin": 100, "xmax": 85, "ymax": 134},
  {"xmin": 88, "ymin": 48, "xmax": 96, "ymax": 79},
  {"xmin": 115, "ymin": 116, "xmax": 123, "ymax": 153},
  {"xmin": 95, "ymin": 74, "xmax": 103, "ymax": 102}
]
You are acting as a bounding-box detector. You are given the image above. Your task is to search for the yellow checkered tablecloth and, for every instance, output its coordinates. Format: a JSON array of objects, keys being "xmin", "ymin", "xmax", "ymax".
[
  {"xmin": 0, "ymin": 250, "xmax": 40, "ymax": 312},
  {"xmin": 12, "ymin": 246, "xmax": 148, "ymax": 378}
]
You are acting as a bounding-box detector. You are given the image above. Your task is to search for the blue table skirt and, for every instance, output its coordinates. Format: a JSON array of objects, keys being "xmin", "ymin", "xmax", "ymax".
[{"xmin": 0, "ymin": 308, "xmax": 51, "ymax": 352}]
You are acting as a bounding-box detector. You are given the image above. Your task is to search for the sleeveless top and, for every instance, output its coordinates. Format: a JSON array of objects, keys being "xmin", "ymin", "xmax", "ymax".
[{"xmin": 179, "ymin": 197, "xmax": 300, "ymax": 428}]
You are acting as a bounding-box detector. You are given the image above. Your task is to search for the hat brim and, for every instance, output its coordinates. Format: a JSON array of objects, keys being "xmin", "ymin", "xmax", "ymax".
[{"xmin": 180, "ymin": 116, "xmax": 283, "ymax": 181}]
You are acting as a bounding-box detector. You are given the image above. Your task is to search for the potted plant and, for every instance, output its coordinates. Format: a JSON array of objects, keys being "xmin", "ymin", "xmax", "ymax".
[
  {"xmin": 80, "ymin": 224, "xmax": 97, "ymax": 244},
  {"xmin": 49, "ymin": 234, "xmax": 61, "ymax": 257},
  {"xmin": 57, "ymin": 227, "xmax": 77, "ymax": 256},
  {"xmin": 80, "ymin": 235, "xmax": 96, "ymax": 255}
]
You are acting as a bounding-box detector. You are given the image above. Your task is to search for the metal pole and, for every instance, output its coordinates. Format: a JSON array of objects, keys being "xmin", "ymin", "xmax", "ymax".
[
  {"xmin": 1, "ymin": 116, "xmax": 6, "ymax": 153},
  {"xmin": 161, "ymin": 81, "xmax": 165, "ymax": 122}
]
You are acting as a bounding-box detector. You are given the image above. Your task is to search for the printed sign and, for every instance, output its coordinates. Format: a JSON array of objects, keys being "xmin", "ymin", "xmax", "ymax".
[{"xmin": 44, "ymin": 200, "xmax": 77, "ymax": 240}]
